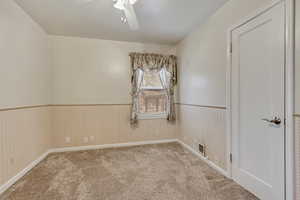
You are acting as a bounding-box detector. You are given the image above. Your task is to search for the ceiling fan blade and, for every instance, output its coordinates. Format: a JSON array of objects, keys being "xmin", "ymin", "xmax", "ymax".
[
  {"xmin": 76, "ymin": 0, "xmax": 95, "ymax": 5},
  {"xmin": 123, "ymin": 1, "xmax": 139, "ymax": 30}
]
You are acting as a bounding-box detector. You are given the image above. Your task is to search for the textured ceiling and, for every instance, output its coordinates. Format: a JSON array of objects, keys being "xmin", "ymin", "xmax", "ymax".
[{"xmin": 14, "ymin": 0, "xmax": 229, "ymax": 44}]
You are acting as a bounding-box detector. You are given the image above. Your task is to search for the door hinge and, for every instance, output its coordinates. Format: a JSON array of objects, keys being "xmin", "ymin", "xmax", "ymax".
[
  {"xmin": 230, "ymin": 153, "xmax": 233, "ymax": 163},
  {"xmin": 230, "ymin": 43, "xmax": 233, "ymax": 54}
]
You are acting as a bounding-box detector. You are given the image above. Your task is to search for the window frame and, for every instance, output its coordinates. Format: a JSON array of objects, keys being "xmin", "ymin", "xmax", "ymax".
[
  {"xmin": 137, "ymin": 112, "xmax": 168, "ymax": 120},
  {"xmin": 137, "ymin": 88, "xmax": 168, "ymax": 120}
]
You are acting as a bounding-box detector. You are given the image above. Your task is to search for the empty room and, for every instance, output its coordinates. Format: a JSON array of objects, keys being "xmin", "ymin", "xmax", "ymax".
[{"xmin": 0, "ymin": 0, "xmax": 299, "ymax": 199}]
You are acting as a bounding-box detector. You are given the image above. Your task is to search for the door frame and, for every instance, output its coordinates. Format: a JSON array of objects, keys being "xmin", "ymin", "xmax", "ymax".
[{"xmin": 225, "ymin": 0, "xmax": 295, "ymax": 199}]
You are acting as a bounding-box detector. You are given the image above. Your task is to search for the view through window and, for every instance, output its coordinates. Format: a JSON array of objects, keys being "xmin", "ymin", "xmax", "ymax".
[{"xmin": 137, "ymin": 70, "xmax": 168, "ymax": 117}]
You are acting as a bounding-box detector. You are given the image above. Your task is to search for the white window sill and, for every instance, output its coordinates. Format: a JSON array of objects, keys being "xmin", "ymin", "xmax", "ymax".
[{"xmin": 137, "ymin": 113, "xmax": 167, "ymax": 120}]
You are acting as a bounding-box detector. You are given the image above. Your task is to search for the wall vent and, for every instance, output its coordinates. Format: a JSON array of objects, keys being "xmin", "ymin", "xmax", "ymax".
[{"xmin": 199, "ymin": 144, "xmax": 206, "ymax": 157}]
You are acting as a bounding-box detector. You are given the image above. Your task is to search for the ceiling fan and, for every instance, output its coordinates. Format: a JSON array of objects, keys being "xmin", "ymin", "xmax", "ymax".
[{"xmin": 113, "ymin": 0, "xmax": 140, "ymax": 30}]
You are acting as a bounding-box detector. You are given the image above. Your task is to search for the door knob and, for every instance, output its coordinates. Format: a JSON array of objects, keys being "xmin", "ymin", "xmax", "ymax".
[{"xmin": 262, "ymin": 117, "xmax": 282, "ymax": 125}]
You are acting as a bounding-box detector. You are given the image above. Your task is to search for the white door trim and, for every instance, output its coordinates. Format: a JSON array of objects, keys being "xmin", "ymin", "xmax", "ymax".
[{"xmin": 226, "ymin": 0, "xmax": 295, "ymax": 199}]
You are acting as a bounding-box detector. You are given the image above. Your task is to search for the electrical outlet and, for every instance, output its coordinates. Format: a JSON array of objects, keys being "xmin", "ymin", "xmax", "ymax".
[
  {"xmin": 65, "ymin": 137, "xmax": 71, "ymax": 143},
  {"xmin": 83, "ymin": 137, "xmax": 89, "ymax": 143}
]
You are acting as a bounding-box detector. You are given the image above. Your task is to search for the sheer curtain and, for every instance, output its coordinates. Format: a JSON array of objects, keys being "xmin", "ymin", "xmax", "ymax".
[{"xmin": 159, "ymin": 68, "xmax": 175, "ymax": 121}]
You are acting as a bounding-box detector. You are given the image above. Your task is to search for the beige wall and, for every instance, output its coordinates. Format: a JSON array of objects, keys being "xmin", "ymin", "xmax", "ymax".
[
  {"xmin": 176, "ymin": 0, "xmax": 273, "ymax": 107},
  {"xmin": 296, "ymin": 0, "xmax": 300, "ymax": 115},
  {"xmin": 0, "ymin": 26, "xmax": 178, "ymax": 192},
  {"xmin": 48, "ymin": 35, "xmax": 178, "ymax": 148},
  {"xmin": 177, "ymin": 105, "xmax": 226, "ymax": 169},
  {"xmin": 0, "ymin": 0, "xmax": 51, "ymax": 109},
  {"xmin": 176, "ymin": 0, "xmax": 273, "ymax": 170},
  {"xmin": 49, "ymin": 36, "xmax": 175, "ymax": 104},
  {"xmin": 0, "ymin": 107, "xmax": 51, "ymax": 187},
  {"xmin": 296, "ymin": 115, "xmax": 300, "ymax": 200},
  {"xmin": 0, "ymin": 0, "xmax": 51, "ymax": 191},
  {"xmin": 52, "ymin": 105, "xmax": 178, "ymax": 148},
  {"xmin": 295, "ymin": 0, "xmax": 299, "ymax": 179}
]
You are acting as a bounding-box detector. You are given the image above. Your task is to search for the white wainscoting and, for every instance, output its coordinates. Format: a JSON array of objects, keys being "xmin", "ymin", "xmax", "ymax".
[
  {"xmin": 0, "ymin": 107, "xmax": 51, "ymax": 193},
  {"xmin": 0, "ymin": 104, "xmax": 229, "ymax": 196},
  {"xmin": 177, "ymin": 104, "xmax": 227, "ymax": 170},
  {"xmin": 51, "ymin": 105, "xmax": 178, "ymax": 148}
]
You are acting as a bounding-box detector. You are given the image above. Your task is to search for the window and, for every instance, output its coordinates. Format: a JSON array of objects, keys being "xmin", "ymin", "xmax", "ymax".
[
  {"xmin": 129, "ymin": 53, "xmax": 177, "ymax": 124},
  {"xmin": 137, "ymin": 69, "xmax": 168, "ymax": 119}
]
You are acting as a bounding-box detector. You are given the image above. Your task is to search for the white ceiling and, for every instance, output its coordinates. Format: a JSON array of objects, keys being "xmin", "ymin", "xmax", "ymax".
[{"xmin": 14, "ymin": 0, "xmax": 229, "ymax": 44}]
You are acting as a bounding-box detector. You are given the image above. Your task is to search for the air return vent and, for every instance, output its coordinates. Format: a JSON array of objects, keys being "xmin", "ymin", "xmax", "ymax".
[{"xmin": 199, "ymin": 144, "xmax": 206, "ymax": 157}]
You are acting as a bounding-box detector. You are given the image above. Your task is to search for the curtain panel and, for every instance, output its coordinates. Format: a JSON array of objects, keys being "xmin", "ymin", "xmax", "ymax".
[{"xmin": 129, "ymin": 53, "xmax": 177, "ymax": 125}]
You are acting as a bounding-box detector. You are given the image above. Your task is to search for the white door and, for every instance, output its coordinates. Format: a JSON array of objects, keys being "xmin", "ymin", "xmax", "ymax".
[{"xmin": 231, "ymin": 2, "xmax": 285, "ymax": 200}]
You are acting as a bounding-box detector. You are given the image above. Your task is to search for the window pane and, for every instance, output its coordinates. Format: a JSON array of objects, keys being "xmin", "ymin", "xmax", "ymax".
[
  {"xmin": 141, "ymin": 70, "xmax": 163, "ymax": 89},
  {"xmin": 138, "ymin": 90, "xmax": 167, "ymax": 114}
]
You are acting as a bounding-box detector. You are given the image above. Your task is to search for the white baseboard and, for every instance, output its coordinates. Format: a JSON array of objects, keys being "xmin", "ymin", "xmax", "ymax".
[
  {"xmin": 0, "ymin": 138, "xmax": 229, "ymax": 196},
  {"xmin": 50, "ymin": 139, "xmax": 178, "ymax": 153},
  {"xmin": 177, "ymin": 140, "xmax": 230, "ymax": 178},
  {"xmin": 0, "ymin": 150, "xmax": 51, "ymax": 195},
  {"xmin": 0, "ymin": 139, "xmax": 177, "ymax": 195}
]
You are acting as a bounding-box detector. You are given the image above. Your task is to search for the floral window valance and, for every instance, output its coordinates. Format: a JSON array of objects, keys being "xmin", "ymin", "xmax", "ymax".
[
  {"xmin": 129, "ymin": 53, "xmax": 177, "ymax": 85},
  {"xmin": 129, "ymin": 53, "xmax": 178, "ymax": 125}
]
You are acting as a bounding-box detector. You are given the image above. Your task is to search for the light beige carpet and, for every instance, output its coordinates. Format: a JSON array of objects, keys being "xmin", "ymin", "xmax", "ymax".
[{"xmin": 0, "ymin": 143, "xmax": 258, "ymax": 200}]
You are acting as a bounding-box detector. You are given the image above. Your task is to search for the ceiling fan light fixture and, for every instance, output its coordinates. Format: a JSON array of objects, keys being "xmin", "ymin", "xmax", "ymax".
[
  {"xmin": 113, "ymin": 0, "xmax": 140, "ymax": 30},
  {"xmin": 113, "ymin": 0, "xmax": 124, "ymax": 10},
  {"xmin": 113, "ymin": 0, "xmax": 138, "ymax": 10},
  {"xmin": 121, "ymin": 16, "xmax": 127, "ymax": 24},
  {"xmin": 129, "ymin": 0, "xmax": 138, "ymax": 4}
]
